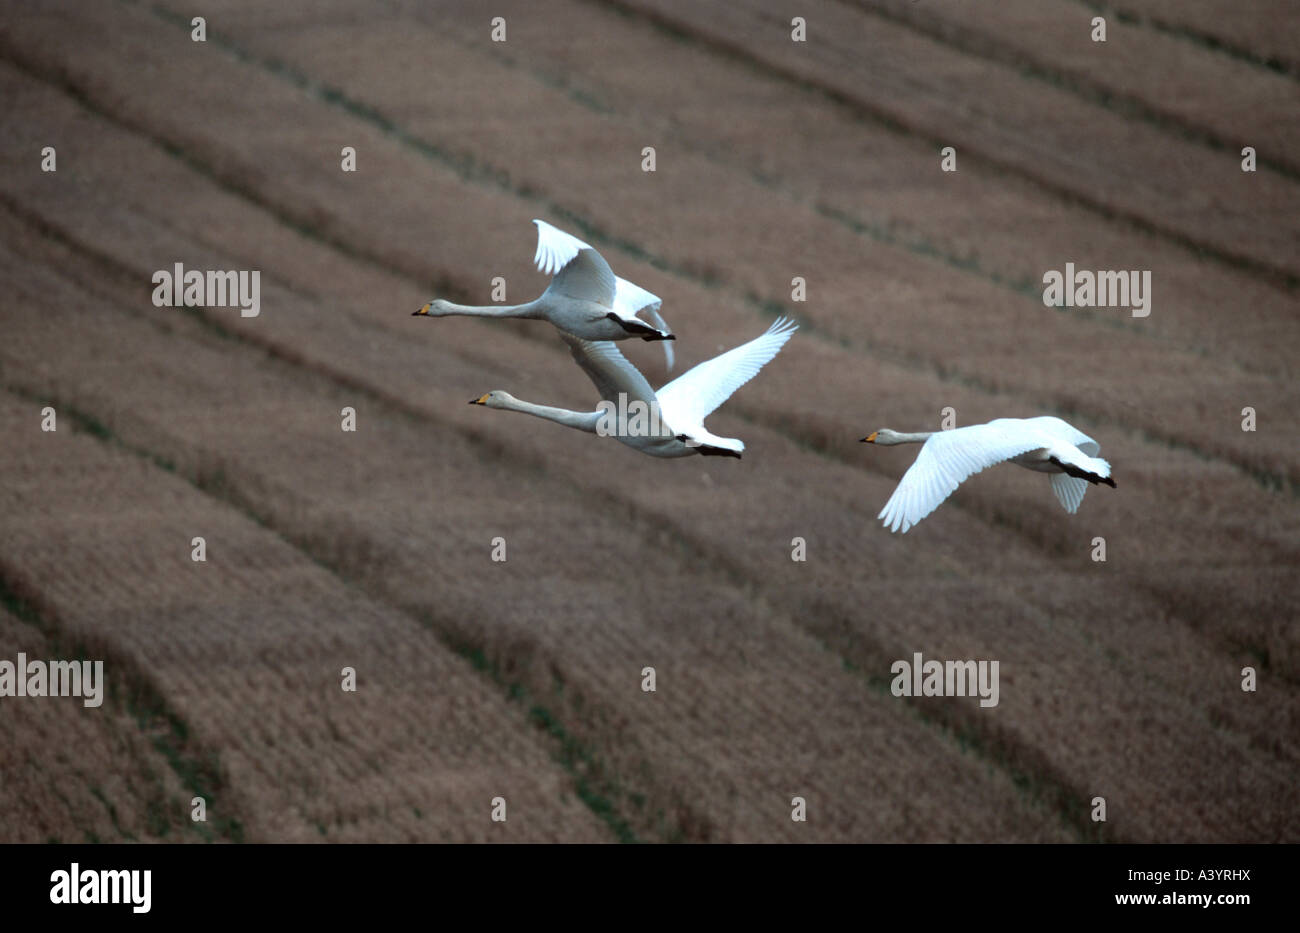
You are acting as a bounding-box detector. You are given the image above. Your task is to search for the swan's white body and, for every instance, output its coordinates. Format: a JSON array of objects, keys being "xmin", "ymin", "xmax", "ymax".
[
  {"xmin": 416, "ymin": 219, "xmax": 675, "ymax": 369},
  {"xmin": 863, "ymin": 417, "xmax": 1114, "ymax": 532},
  {"xmin": 470, "ymin": 317, "xmax": 798, "ymax": 458}
]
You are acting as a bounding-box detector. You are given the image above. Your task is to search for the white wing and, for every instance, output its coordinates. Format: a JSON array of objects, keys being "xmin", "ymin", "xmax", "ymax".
[
  {"xmin": 878, "ymin": 421, "xmax": 1052, "ymax": 533},
  {"xmin": 1021, "ymin": 415, "xmax": 1100, "ymax": 457},
  {"xmin": 533, "ymin": 219, "xmax": 615, "ymax": 307},
  {"xmin": 613, "ymin": 277, "xmax": 661, "ymax": 317},
  {"xmin": 614, "ymin": 277, "xmax": 673, "ymax": 370},
  {"xmin": 560, "ymin": 335, "xmax": 659, "ymax": 407},
  {"xmin": 1049, "ymin": 472, "xmax": 1088, "ymax": 513},
  {"xmin": 655, "ymin": 317, "xmax": 796, "ymax": 431},
  {"xmin": 533, "ymin": 219, "xmax": 591, "ymax": 275}
]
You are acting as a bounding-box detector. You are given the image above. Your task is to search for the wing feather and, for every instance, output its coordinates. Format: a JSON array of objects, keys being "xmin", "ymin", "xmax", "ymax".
[
  {"xmin": 1022, "ymin": 415, "xmax": 1100, "ymax": 457},
  {"xmin": 1049, "ymin": 472, "xmax": 1088, "ymax": 513},
  {"xmin": 560, "ymin": 335, "xmax": 659, "ymax": 407},
  {"xmin": 612, "ymin": 277, "xmax": 662, "ymax": 317},
  {"xmin": 533, "ymin": 219, "xmax": 590, "ymax": 275},
  {"xmin": 656, "ymin": 317, "xmax": 797, "ymax": 430},
  {"xmin": 877, "ymin": 422, "xmax": 1051, "ymax": 533},
  {"xmin": 533, "ymin": 219, "xmax": 615, "ymax": 307}
]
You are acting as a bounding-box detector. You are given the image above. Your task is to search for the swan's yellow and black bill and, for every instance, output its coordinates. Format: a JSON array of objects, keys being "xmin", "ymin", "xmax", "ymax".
[
  {"xmin": 413, "ymin": 302, "xmax": 431, "ymax": 316},
  {"xmin": 469, "ymin": 394, "xmax": 490, "ymax": 405},
  {"xmin": 861, "ymin": 431, "xmax": 878, "ymax": 443}
]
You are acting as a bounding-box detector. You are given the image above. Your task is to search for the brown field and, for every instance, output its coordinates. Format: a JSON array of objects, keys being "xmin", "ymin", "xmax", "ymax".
[{"xmin": 0, "ymin": 0, "xmax": 1296, "ymax": 842}]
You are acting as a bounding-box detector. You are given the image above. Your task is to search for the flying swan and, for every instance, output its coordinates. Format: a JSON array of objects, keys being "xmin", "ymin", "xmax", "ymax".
[
  {"xmin": 861, "ymin": 416, "xmax": 1115, "ymax": 532},
  {"xmin": 414, "ymin": 219, "xmax": 676, "ymax": 369},
  {"xmin": 469, "ymin": 317, "xmax": 798, "ymax": 458}
]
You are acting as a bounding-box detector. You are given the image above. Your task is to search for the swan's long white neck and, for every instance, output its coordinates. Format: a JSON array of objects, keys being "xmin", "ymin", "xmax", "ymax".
[
  {"xmin": 432, "ymin": 299, "xmax": 543, "ymax": 319},
  {"xmin": 876, "ymin": 430, "xmax": 935, "ymax": 445},
  {"xmin": 499, "ymin": 397, "xmax": 600, "ymax": 433}
]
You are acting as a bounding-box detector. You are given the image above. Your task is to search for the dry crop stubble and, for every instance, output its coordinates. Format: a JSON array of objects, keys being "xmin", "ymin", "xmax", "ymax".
[{"xmin": 0, "ymin": 0, "xmax": 1295, "ymax": 842}]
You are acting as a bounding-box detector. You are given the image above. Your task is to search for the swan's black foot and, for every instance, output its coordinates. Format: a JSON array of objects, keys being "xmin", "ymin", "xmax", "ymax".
[
  {"xmin": 606, "ymin": 312, "xmax": 669, "ymax": 340},
  {"xmin": 1051, "ymin": 456, "xmax": 1115, "ymax": 487},
  {"xmin": 678, "ymin": 434, "xmax": 741, "ymax": 458}
]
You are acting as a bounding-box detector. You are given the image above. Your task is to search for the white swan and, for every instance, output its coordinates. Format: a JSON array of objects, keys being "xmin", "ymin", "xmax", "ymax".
[
  {"xmin": 861, "ymin": 417, "xmax": 1115, "ymax": 532},
  {"xmin": 469, "ymin": 317, "xmax": 798, "ymax": 458},
  {"xmin": 415, "ymin": 219, "xmax": 675, "ymax": 369}
]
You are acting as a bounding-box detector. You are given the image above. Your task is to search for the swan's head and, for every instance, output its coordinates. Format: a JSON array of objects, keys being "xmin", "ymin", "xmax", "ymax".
[
  {"xmin": 413, "ymin": 299, "xmax": 453, "ymax": 317},
  {"xmin": 860, "ymin": 429, "xmax": 905, "ymax": 445},
  {"xmin": 469, "ymin": 391, "xmax": 516, "ymax": 409}
]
